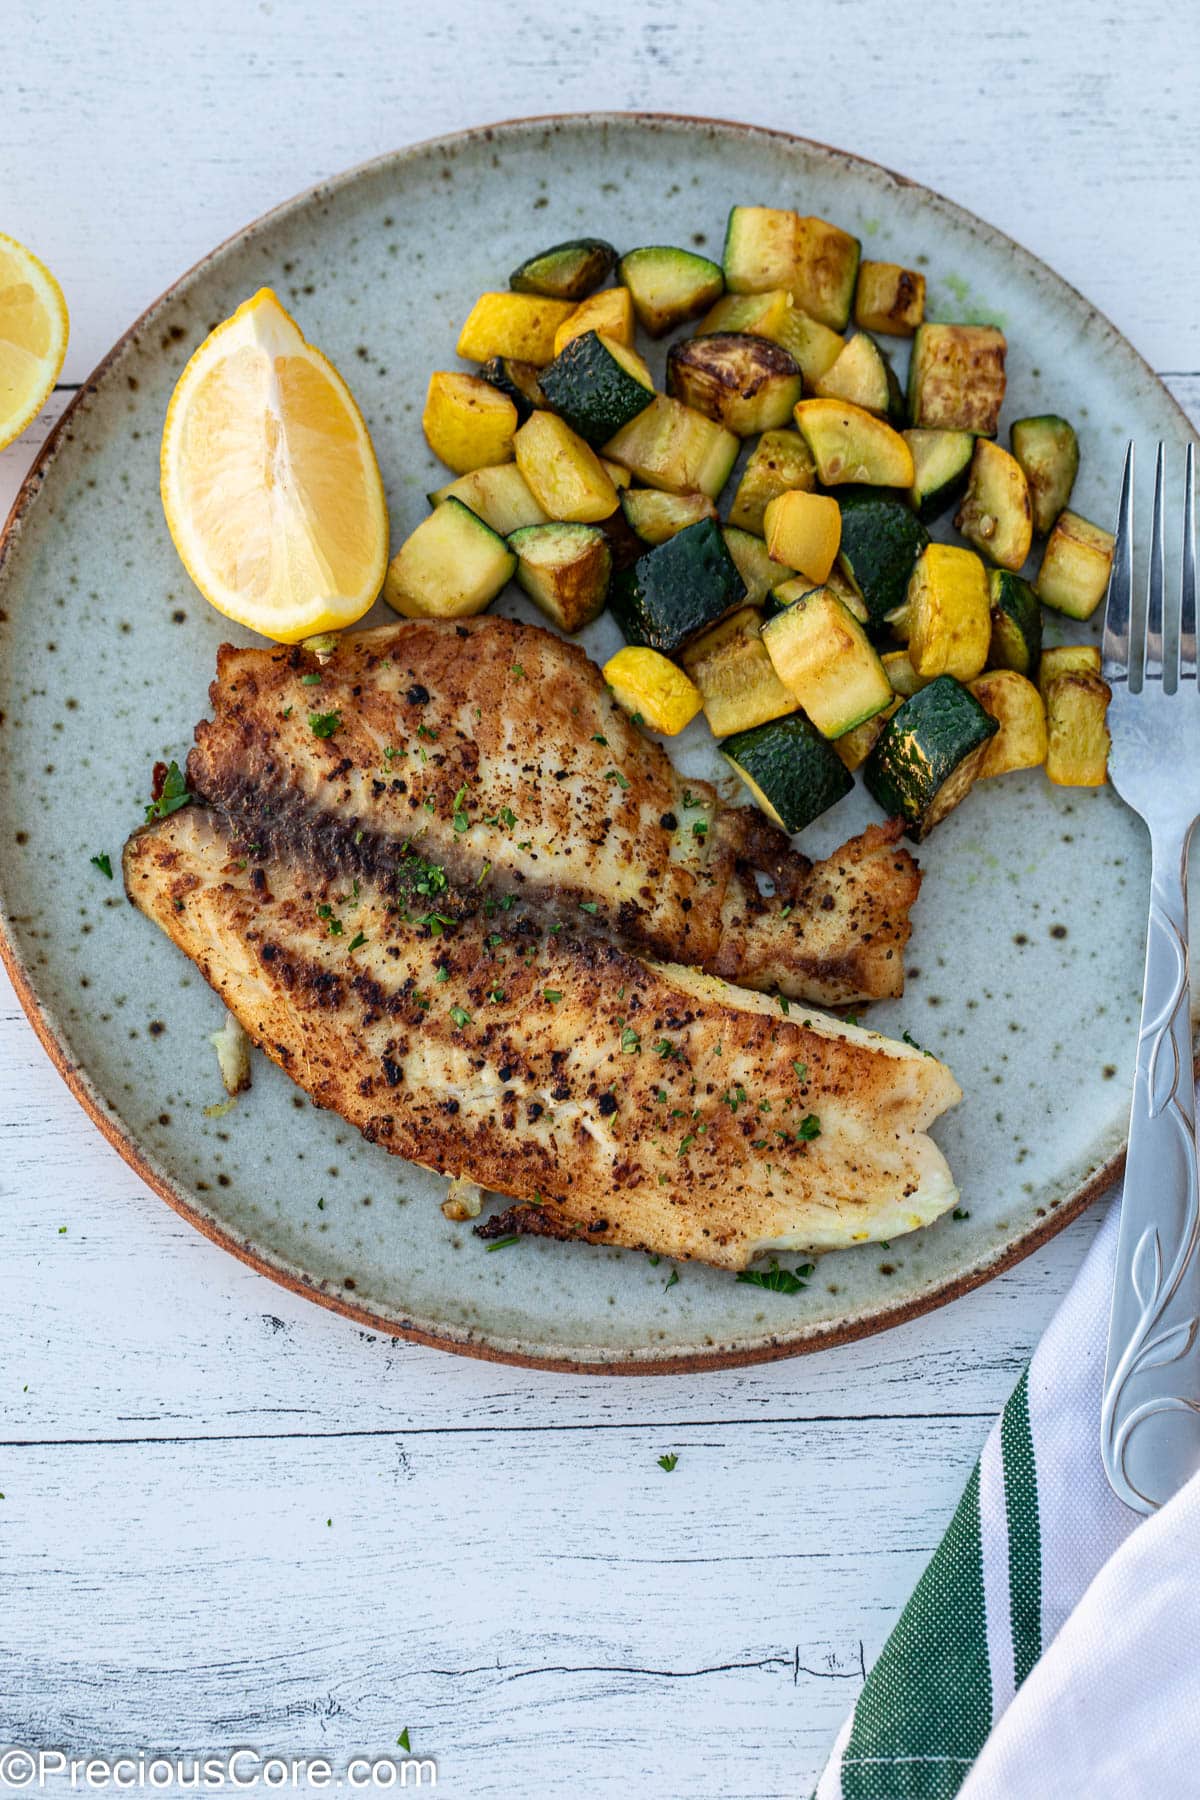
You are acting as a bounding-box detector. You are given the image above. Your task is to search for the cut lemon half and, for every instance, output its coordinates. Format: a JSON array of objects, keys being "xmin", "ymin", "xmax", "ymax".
[
  {"xmin": 0, "ymin": 231, "xmax": 69, "ymax": 452},
  {"xmin": 161, "ymin": 288, "xmax": 388, "ymax": 642}
]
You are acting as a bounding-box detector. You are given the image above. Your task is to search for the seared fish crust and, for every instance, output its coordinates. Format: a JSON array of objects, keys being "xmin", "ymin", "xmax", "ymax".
[
  {"xmin": 125, "ymin": 809, "xmax": 960, "ymax": 1269},
  {"xmin": 186, "ymin": 617, "xmax": 920, "ymax": 1005}
]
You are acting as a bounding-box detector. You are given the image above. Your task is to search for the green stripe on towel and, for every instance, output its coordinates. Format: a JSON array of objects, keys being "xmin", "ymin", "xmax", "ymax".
[
  {"xmin": 1000, "ymin": 1369, "xmax": 1042, "ymax": 1686},
  {"xmin": 841, "ymin": 1462, "xmax": 992, "ymax": 1799}
]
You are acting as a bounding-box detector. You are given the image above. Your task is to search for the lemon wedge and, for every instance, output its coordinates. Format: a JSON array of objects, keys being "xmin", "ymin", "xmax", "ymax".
[
  {"xmin": 160, "ymin": 288, "xmax": 388, "ymax": 642},
  {"xmin": 0, "ymin": 231, "xmax": 69, "ymax": 452}
]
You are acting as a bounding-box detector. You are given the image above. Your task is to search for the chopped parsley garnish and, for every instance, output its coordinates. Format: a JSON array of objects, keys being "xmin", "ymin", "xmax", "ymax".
[
  {"xmin": 677, "ymin": 1134, "xmax": 695, "ymax": 1157},
  {"xmin": 449, "ymin": 1006, "xmax": 472, "ymax": 1028},
  {"xmin": 736, "ymin": 1262, "xmax": 815, "ymax": 1294},
  {"xmin": 663, "ymin": 1268, "xmax": 679, "ymax": 1291},
  {"xmin": 451, "ymin": 784, "xmax": 470, "ymax": 833},
  {"xmin": 90, "ymin": 852, "xmax": 113, "ymax": 879},
  {"xmin": 300, "ymin": 671, "xmax": 322, "ymax": 686},
  {"xmin": 144, "ymin": 760, "xmax": 192, "ymax": 823},
  {"xmin": 308, "ymin": 710, "xmax": 341, "ymax": 739},
  {"xmin": 416, "ymin": 723, "xmax": 438, "ymax": 741},
  {"xmin": 347, "ymin": 932, "xmax": 367, "ymax": 952},
  {"xmin": 778, "ymin": 995, "xmax": 791, "ymax": 1017},
  {"xmin": 606, "ymin": 768, "xmax": 631, "ymax": 791},
  {"xmin": 953, "ymin": 1207, "xmax": 970, "ymax": 1221},
  {"xmin": 282, "ymin": 705, "xmax": 293, "ymax": 719},
  {"xmin": 511, "ymin": 662, "xmax": 525, "ymax": 678},
  {"xmin": 721, "ymin": 1085, "xmax": 747, "ymax": 1113},
  {"xmin": 652, "ymin": 1039, "xmax": 675, "ymax": 1059},
  {"xmin": 485, "ymin": 805, "xmax": 518, "ymax": 829},
  {"xmin": 792, "ymin": 1060, "xmax": 808, "ymax": 1083},
  {"xmin": 657, "ymin": 1453, "xmax": 679, "ymax": 1473},
  {"xmin": 397, "ymin": 1731, "xmax": 411, "ymax": 1754},
  {"xmin": 621, "ymin": 1026, "xmax": 641, "ymax": 1054},
  {"xmin": 751, "ymin": 1138, "xmax": 769, "ymax": 1150},
  {"xmin": 488, "ymin": 987, "xmax": 505, "ymax": 1003},
  {"xmin": 681, "ymin": 788, "xmax": 702, "ymax": 810},
  {"xmin": 796, "ymin": 1113, "xmax": 821, "ymax": 1141},
  {"xmin": 485, "ymin": 1234, "xmax": 520, "ymax": 1252},
  {"xmin": 435, "ymin": 967, "xmax": 450, "ymax": 984},
  {"xmin": 591, "ymin": 734, "xmax": 608, "ymax": 746},
  {"xmin": 903, "ymin": 1030, "xmax": 934, "ymax": 1056},
  {"xmin": 579, "ymin": 900, "xmax": 599, "ymax": 914},
  {"xmin": 544, "ymin": 989, "xmax": 563, "ymax": 1004},
  {"xmin": 383, "ymin": 746, "xmax": 400, "ymax": 762}
]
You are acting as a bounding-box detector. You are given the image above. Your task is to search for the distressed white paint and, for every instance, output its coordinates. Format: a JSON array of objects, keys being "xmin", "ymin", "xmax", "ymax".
[{"xmin": 1, "ymin": 7, "xmax": 1196, "ymax": 1793}]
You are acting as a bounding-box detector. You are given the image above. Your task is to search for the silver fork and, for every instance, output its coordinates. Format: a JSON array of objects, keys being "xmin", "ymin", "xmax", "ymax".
[{"xmin": 1101, "ymin": 440, "xmax": 1200, "ymax": 1513}]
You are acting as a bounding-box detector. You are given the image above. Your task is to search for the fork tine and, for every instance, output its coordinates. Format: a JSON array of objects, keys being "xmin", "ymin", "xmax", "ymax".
[
  {"xmin": 1182, "ymin": 442, "xmax": 1196, "ymax": 684},
  {"xmin": 1102, "ymin": 441, "xmax": 1134, "ymax": 683},
  {"xmin": 1144, "ymin": 443, "xmax": 1166, "ymax": 686}
]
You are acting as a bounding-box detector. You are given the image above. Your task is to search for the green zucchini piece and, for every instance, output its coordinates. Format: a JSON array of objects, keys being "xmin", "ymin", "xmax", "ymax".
[
  {"xmin": 478, "ymin": 356, "xmax": 545, "ymax": 423},
  {"xmin": 766, "ymin": 572, "xmax": 867, "ymax": 627},
  {"xmin": 508, "ymin": 522, "xmax": 612, "ymax": 634},
  {"xmin": 722, "ymin": 206, "xmax": 796, "ymax": 294},
  {"xmin": 728, "ymin": 429, "xmax": 817, "ymax": 534},
  {"xmin": 667, "ymin": 334, "xmax": 803, "ymax": 436},
  {"xmin": 907, "ymin": 324, "xmax": 1007, "ymax": 436},
  {"xmin": 603, "ymin": 395, "xmax": 739, "ymax": 499},
  {"xmin": 791, "ymin": 216, "xmax": 861, "ymax": 331},
  {"xmin": 903, "ymin": 428, "xmax": 976, "ymax": 521},
  {"xmin": 772, "ymin": 306, "xmax": 845, "ymax": 388},
  {"xmin": 383, "ymin": 497, "xmax": 516, "ymax": 621},
  {"xmin": 814, "ymin": 332, "xmax": 904, "ymax": 423},
  {"xmin": 698, "ymin": 289, "xmax": 792, "ymax": 340},
  {"xmin": 610, "ymin": 517, "xmax": 747, "ymax": 655},
  {"xmin": 863, "ymin": 675, "xmax": 998, "ymax": 840},
  {"xmin": 430, "ymin": 463, "xmax": 550, "ymax": 536},
  {"xmin": 835, "ymin": 488, "xmax": 930, "ymax": 628},
  {"xmin": 955, "ymin": 439, "xmax": 1033, "ymax": 571},
  {"xmin": 722, "ymin": 713, "xmax": 853, "ymax": 833},
  {"xmin": 682, "ymin": 606, "xmax": 798, "ymax": 737},
  {"xmin": 761, "ymin": 585, "xmax": 893, "ymax": 737},
  {"xmin": 538, "ymin": 329, "xmax": 655, "ymax": 447},
  {"xmin": 722, "ymin": 525, "xmax": 795, "ymax": 604},
  {"xmin": 987, "ymin": 570, "xmax": 1042, "ymax": 677},
  {"xmin": 509, "ymin": 238, "xmax": 617, "ymax": 301},
  {"xmin": 1010, "ymin": 415, "xmax": 1079, "ymax": 536},
  {"xmin": 618, "ymin": 246, "xmax": 725, "ymax": 337},
  {"xmin": 620, "ymin": 488, "xmax": 717, "ymax": 545}
]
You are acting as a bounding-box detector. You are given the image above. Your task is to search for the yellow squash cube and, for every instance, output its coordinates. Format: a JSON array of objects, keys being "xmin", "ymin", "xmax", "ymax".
[
  {"xmin": 907, "ymin": 543, "xmax": 991, "ymax": 681},
  {"xmin": 553, "ymin": 287, "xmax": 636, "ymax": 355},
  {"xmin": 456, "ymin": 292, "xmax": 576, "ymax": 364},
  {"xmin": 1038, "ymin": 643, "xmax": 1101, "ymax": 701},
  {"xmin": 968, "ymin": 670, "xmax": 1047, "ymax": 776},
  {"xmin": 762, "ymin": 490, "xmax": 841, "ymax": 583},
  {"xmin": 1036, "ymin": 510, "xmax": 1115, "ymax": 619},
  {"xmin": 854, "ymin": 262, "xmax": 926, "ymax": 337},
  {"xmin": 603, "ymin": 646, "xmax": 703, "ymax": 736},
  {"xmin": 1044, "ymin": 672, "xmax": 1111, "ymax": 785},
  {"xmin": 514, "ymin": 411, "xmax": 620, "ymax": 522},
  {"xmin": 422, "ymin": 372, "xmax": 518, "ymax": 475}
]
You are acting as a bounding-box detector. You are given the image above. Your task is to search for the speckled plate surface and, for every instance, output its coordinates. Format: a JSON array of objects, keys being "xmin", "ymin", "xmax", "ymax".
[{"xmin": 1, "ymin": 115, "xmax": 1194, "ymax": 1370}]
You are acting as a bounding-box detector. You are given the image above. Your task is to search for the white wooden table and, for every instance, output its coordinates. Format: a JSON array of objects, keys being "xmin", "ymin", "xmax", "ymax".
[{"xmin": 3, "ymin": 5, "xmax": 1197, "ymax": 1793}]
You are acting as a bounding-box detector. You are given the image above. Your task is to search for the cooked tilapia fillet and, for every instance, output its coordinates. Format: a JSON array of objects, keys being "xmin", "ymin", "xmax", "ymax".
[
  {"xmin": 124, "ymin": 808, "xmax": 960, "ymax": 1268},
  {"xmin": 186, "ymin": 617, "xmax": 920, "ymax": 1006}
]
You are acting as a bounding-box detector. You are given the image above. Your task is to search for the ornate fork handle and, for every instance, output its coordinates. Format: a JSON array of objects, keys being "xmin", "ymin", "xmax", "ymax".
[{"xmin": 1102, "ymin": 825, "xmax": 1200, "ymax": 1513}]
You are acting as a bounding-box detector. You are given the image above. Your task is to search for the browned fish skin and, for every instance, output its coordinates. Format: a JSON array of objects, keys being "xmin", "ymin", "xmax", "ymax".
[
  {"xmin": 124, "ymin": 808, "xmax": 960, "ymax": 1270},
  {"xmin": 185, "ymin": 617, "xmax": 919, "ymax": 1005}
]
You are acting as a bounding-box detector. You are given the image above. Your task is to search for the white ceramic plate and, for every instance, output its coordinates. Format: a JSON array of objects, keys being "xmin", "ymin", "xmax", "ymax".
[{"xmin": 0, "ymin": 114, "xmax": 1192, "ymax": 1369}]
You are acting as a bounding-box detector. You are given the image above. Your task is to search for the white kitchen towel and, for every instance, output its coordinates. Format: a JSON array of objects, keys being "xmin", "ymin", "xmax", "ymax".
[{"xmin": 815, "ymin": 1196, "xmax": 1200, "ymax": 1800}]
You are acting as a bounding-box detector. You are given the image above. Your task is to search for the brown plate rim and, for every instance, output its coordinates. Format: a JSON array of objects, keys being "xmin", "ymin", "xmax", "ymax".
[{"xmin": 0, "ymin": 110, "xmax": 1178, "ymax": 1372}]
